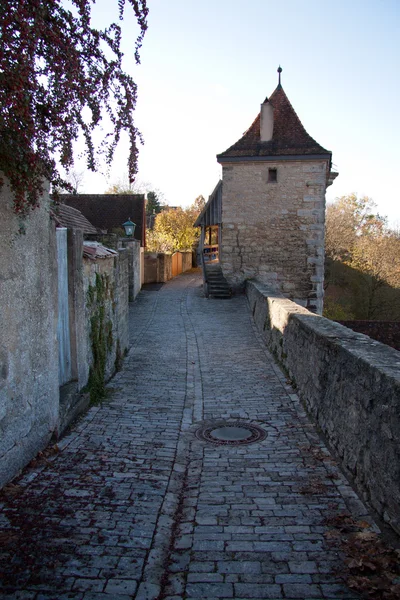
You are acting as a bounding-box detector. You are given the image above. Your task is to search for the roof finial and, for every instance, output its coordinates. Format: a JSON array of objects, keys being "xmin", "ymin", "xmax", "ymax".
[{"xmin": 277, "ymin": 65, "xmax": 282, "ymax": 86}]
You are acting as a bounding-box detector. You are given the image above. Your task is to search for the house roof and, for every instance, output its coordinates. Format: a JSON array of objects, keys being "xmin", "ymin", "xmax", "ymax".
[
  {"xmin": 194, "ymin": 181, "xmax": 222, "ymax": 228},
  {"xmin": 53, "ymin": 203, "xmax": 98, "ymax": 234},
  {"xmin": 58, "ymin": 194, "xmax": 146, "ymax": 246},
  {"xmin": 83, "ymin": 241, "xmax": 118, "ymax": 260},
  {"xmin": 217, "ymin": 84, "xmax": 331, "ymax": 162}
]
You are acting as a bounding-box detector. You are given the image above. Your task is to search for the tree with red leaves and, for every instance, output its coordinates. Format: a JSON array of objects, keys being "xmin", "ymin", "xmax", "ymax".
[{"xmin": 0, "ymin": 0, "xmax": 148, "ymax": 214}]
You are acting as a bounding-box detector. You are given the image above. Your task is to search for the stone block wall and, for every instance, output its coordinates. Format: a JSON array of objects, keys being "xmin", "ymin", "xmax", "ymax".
[
  {"xmin": 116, "ymin": 238, "xmax": 142, "ymax": 302},
  {"xmin": 144, "ymin": 252, "xmax": 159, "ymax": 284},
  {"xmin": 221, "ymin": 160, "xmax": 329, "ymax": 313},
  {"xmin": 130, "ymin": 240, "xmax": 142, "ymax": 300},
  {"xmin": 115, "ymin": 249, "xmax": 129, "ymax": 355},
  {"xmin": 247, "ymin": 279, "xmax": 400, "ymax": 535},
  {"xmin": 0, "ymin": 180, "xmax": 59, "ymax": 488},
  {"xmin": 83, "ymin": 252, "xmax": 129, "ymax": 387},
  {"xmin": 0, "ymin": 179, "xmax": 132, "ymax": 486},
  {"xmin": 158, "ymin": 253, "xmax": 172, "ymax": 282},
  {"xmin": 144, "ymin": 252, "xmax": 192, "ymax": 283}
]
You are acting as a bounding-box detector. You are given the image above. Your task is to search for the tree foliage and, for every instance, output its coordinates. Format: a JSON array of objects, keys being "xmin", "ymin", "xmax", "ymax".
[
  {"xmin": 324, "ymin": 194, "xmax": 400, "ymax": 320},
  {"xmin": 105, "ymin": 177, "xmax": 164, "ymax": 215},
  {"xmin": 325, "ymin": 194, "xmax": 386, "ymax": 262},
  {"xmin": 146, "ymin": 200, "xmax": 202, "ymax": 253},
  {"xmin": 105, "ymin": 181, "xmax": 141, "ymax": 195},
  {"xmin": 193, "ymin": 194, "xmax": 206, "ymax": 214},
  {"xmin": 64, "ymin": 169, "xmax": 85, "ymax": 194},
  {"xmin": 0, "ymin": 0, "xmax": 148, "ymax": 214},
  {"xmin": 146, "ymin": 191, "xmax": 163, "ymax": 215}
]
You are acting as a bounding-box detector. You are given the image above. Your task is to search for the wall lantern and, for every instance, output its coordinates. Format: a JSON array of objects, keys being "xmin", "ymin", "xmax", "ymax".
[{"xmin": 122, "ymin": 218, "xmax": 136, "ymax": 237}]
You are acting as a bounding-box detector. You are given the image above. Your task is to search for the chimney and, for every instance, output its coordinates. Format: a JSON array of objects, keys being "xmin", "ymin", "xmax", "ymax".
[{"xmin": 260, "ymin": 99, "xmax": 273, "ymax": 142}]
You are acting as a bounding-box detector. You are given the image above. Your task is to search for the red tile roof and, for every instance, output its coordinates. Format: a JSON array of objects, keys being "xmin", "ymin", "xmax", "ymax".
[
  {"xmin": 217, "ymin": 85, "xmax": 331, "ymax": 161},
  {"xmin": 53, "ymin": 203, "xmax": 98, "ymax": 234}
]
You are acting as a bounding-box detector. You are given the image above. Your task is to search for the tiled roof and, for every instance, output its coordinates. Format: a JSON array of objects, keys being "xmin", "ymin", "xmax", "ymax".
[
  {"xmin": 217, "ymin": 85, "xmax": 331, "ymax": 161},
  {"xmin": 53, "ymin": 203, "xmax": 97, "ymax": 234},
  {"xmin": 83, "ymin": 241, "xmax": 118, "ymax": 260},
  {"xmin": 58, "ymin": 194, "xmax": 146, "ymax": 247}
]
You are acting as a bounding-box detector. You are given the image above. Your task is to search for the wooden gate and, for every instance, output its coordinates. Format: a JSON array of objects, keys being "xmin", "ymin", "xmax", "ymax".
[
  {"xmin": 56, "ymin": 228, "xmax": 72, "ymax": 385},
  {"xmin": 171, "ymin": 252, "xmax": 183, "ymax": 278}
]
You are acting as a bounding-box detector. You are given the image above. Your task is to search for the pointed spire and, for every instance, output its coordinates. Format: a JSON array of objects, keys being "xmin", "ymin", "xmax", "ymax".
[{"xmin": 277, "ymin": 65, "xmax": 282, "ymax": 87}]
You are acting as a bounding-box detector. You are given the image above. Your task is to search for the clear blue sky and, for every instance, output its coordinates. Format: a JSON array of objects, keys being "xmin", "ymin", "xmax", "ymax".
[{"xmin": 81, "ymin": 0, "xmax": 400, "ymax": 225}]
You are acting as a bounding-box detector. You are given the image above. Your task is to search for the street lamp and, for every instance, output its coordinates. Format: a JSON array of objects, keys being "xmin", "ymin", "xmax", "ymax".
[{"xmin": 122, "ymin": 218, "xmax": 136, "ymax": 237}]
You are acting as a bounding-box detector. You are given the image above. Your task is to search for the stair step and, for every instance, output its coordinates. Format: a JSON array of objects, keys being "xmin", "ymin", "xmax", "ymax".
[
  {"xmin": 208, "ymin": 285, "xmax": 230, "ymax": 292},
  {"xmin": 204, "ymin": 263, "xmax": 232, "ymax": 299}
]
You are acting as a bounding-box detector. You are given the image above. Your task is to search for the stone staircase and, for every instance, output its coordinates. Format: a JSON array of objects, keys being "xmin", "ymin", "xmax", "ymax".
[{"xmin": 205, "ymin": 263, "xmax": 232, "ymax": 299}]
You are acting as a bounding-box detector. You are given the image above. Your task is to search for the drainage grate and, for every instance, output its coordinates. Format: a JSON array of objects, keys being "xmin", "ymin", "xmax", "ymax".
[{"xmin": 195, "ymin": 422, "xmax": 267, "ymax": 446}]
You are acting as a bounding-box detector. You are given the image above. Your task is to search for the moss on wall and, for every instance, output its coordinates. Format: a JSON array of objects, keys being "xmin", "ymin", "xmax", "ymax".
[{"xmin": 86, "ymin": 273, "xmax": 113, "ymax": 404}]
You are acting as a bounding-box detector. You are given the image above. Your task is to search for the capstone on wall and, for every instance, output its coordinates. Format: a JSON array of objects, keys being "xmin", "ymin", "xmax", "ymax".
[
  {"xmin": 0, "ymin": 179, "xmax": 59, "ymax": 488},
  {"xmin": 221, "ymin": 159, "xmax": 329, "ymax": 313}
]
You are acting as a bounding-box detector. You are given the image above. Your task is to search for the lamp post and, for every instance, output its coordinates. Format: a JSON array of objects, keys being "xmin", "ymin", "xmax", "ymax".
[{"xmin": 122, "ymin": 218, "xmax": 136, "ymax": 237}]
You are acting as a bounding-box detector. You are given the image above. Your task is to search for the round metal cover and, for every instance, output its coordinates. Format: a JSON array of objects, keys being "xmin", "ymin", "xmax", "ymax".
[
  {"xmin": 195, "ymin": 422, "xmax": 267, "ymax": 446},
  {"xmin": 210, "ymin": 426, "xmax": 253, "ymax": 441}
]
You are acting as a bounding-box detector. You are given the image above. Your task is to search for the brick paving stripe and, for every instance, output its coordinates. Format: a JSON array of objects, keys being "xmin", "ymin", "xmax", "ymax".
[{"xmin": 0, "ymin": 271, "xmax": 375, "ymax": 599}]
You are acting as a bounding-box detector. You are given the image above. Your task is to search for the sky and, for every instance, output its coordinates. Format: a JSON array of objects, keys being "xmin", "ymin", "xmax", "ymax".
[{"xmin": 78, "ymin": 0, "xmax": 400, "ymax": 226}]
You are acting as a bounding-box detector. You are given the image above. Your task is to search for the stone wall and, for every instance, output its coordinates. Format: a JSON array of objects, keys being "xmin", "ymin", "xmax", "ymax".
[
  {"xmin": 0, "ymin": 179, "xmax": 131, "ymax": 486},
  {"xmin": 0, "ymin": 180, "xmax": 59, "ymax": 488},
  {"xmin": 144, "ymin": 252, "xmax": 159, "ymax": 284},
  {"xmin": 115, "ymin": 249, "xmax": 129, "ymax": 355},
  {"xmin": 221, "ymin": 160, "xmax": 329, "ymax": 313},
  {"xmin": 247, "ymin": 279, "xmax": 400, "ymax": 535},
  {"xmin": 158, "ymin": 253, "xmax": 172, "ymax": 282},
  {"xmin": 131, "ymin": 241, "xmax": 142, "ymax": 300},
  {"xmin": 144, "ymin": 252, "xmax": 192, "ymax": 284},
  {"xmin": 57, "ymin": 229, "xmax": 90, "ymax": 436},
  {"xmin": 83, "ymin": 250, "xmax": 129, "ymax": 388}
]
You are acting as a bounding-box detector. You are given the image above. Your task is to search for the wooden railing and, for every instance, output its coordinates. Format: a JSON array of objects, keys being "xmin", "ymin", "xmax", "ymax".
[{"xmin": 203, "ymin": 244, "xmax": 219, "ymax": 263}]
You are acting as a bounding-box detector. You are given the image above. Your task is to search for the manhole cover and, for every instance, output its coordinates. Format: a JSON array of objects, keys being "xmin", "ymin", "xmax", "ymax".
[{"xmin": 195, "ymin": 422, "xmax": 267, "ymax": 446}]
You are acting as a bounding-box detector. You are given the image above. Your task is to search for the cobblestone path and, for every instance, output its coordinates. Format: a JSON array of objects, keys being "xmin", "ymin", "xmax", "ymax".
[{"xmin": 0, "ymin": 272, "xmax": 375, "ymax": 599}]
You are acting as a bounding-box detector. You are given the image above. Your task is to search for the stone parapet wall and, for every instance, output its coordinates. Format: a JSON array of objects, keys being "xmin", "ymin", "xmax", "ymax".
[
  {"xmin": 247, "ymin": 279, "xmax": 400, "ymax": 535},
  {"xmin": 0, "ymin": 180, "xmax": 59, "ymax": 488},
  {"xmin": 221, "ymin": 160, "xmax": 328, "ymax": 313}
]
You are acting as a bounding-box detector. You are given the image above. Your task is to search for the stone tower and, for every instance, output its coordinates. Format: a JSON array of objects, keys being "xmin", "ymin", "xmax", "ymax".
[{"xmin": 217, "ymin": 71, "xmax": 337, "ymax": 314}]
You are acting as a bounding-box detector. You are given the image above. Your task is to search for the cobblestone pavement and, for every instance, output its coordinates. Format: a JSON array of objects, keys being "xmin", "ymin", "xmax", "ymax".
[{"xmin": 0, "ymin": 271, "xmax": 376, "ymax": 599}]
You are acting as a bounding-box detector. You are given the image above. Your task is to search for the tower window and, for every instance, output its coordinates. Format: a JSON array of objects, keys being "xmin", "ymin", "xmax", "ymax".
[{"xmin": 268, "ymin": 168, "xmax": 277, "ymax": 183}]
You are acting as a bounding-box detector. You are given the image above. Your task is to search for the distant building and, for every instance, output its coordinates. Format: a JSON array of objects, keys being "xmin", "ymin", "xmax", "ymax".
[
  {"xmin": 58, "ymin": 194, "xmax": 146, "ymax": 246},
  {"xmin": 196, "ymin": 69, "xmax": 337, "ymax": 313}
]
